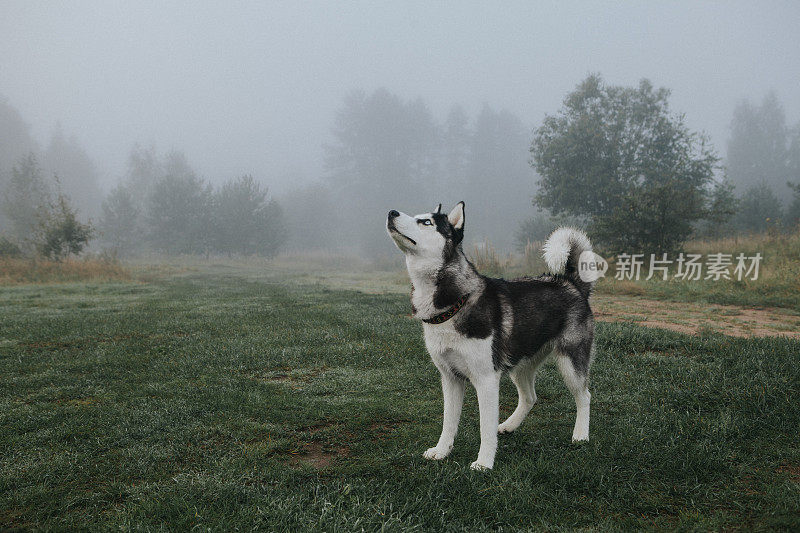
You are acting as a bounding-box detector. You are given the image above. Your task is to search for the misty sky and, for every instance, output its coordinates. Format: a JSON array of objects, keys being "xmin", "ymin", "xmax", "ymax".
[{"xmin": 1, "ymin": 1, "xmax": 799, "ymax": 194}]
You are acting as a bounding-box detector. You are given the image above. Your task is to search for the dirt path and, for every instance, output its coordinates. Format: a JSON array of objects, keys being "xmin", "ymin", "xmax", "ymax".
[{"xmin": 592, "ymin": 294, "xmax": 800, "ymax": 338}]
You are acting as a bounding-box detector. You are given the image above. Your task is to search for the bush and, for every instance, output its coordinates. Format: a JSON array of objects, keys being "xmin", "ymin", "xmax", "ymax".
[
  {"xmin": 0, "ymin": 236, "xmax": 22, "ymax": 258},
  {"xmin": 35, "ymin": 193, "xmax": 93, "ymax": 261}
]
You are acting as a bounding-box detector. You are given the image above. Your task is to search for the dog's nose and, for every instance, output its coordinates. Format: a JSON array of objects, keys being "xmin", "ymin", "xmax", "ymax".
[{"xmin": 388, "ymin": 210, "xmax": 400, "ymax": 219}]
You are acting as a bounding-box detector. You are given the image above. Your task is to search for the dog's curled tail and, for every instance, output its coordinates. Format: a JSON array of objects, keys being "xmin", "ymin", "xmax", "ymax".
[{"xmin": 542, "ymin": 227, "xmax": 594, "ymax": 298}]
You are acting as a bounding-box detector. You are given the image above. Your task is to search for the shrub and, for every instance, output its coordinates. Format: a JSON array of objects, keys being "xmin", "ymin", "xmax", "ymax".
[
  {"xmin": 35, "ymin": 193, "xmax": 93, "ymax": 261},
  {"xmin": 0, "ymin": 236, "xmax": 22, "ymax": 258}
]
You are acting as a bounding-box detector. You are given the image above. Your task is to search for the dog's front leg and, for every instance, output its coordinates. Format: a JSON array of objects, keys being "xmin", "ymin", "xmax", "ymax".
[
  {"xmin": 423, "ymin": 371, "xmax": 465, "ymax": 460},
  {"xmin": 471, "ymin": 373, "xmax": 501, "ymax": 470}
]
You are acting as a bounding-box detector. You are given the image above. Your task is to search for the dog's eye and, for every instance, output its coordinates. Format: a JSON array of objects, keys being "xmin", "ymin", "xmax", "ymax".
[{"xmin": 422, "ymin": 219, "xmax": 433, "ymax": 226}]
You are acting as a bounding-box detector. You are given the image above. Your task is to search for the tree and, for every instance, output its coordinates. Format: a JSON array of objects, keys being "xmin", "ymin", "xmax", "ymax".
[
  {"xmin": 162, "ymin": 150, "xmax": 195, "ymax": 181},
  {"xmin": 213, "ymin": 175, "xmax": 287, "ymax": 256},
  {"xmin": 145, "ymin": 172, "xmax": 213, "ymax": 254},
  {"xmin": 0, "ymin": 98, "xmax": 38, "ymax": 179},
  {"xmin": 325, "ymin": 88, "xmax": 440, "ymax": 252},
  {"xmin": 2, "ymin": 154, "xmax": 95, "ymax": 259},
  {"xmin": 404, "ymin": 97, "xmax": 441, "ymax": 197},
  {"xmin": 0, "ymin": 99, "xmax": 38, "ymax": 235},
  {"xmin": 124, "ymin": 144, "xmax": 162, "ymax": 207},
  {"xmin": 442, "ymin": 105, "xmax": 471, "ymax": 193},
  {"xmin": 467, "ymin": 104, "xmax": 533, "ymax": 247},
  {"xmin": 695, "ymin": 178, "xmax": 739, "ymax": 238},
  {"xmin": 787, "ymin": 181, "xmax": 800, "ymax": 228},
  {"xmin": 732, "ymin": 182, "xmax": 784, "ymax": 234},
  {"xmin": 35, "ymin": 189, "xmax": 93, "ymax": 261},
  {"xmin": 727, "ymin": 93, "xmax": 795, "ymax": 200},
  {"xmin": 789, "ymin": 126, "xmax": 800, "ymax": 215},
  {"xmin": 42, "ymin": 125, "xmax": 103, "ymax": 218},
  {"xmin": 257, "ymin": 198, "xmax": 287, "ymax": 257},
  {"xmin": 1, "ymin": 153, "xmax": 50, "ymax": 250},
  {"xmin": 531, "ymin": 75, "xmax": 721, "ymax": 253},
  {"xmin": 99, "ymin": 184, "xmax": 140, "ymax": 254}
]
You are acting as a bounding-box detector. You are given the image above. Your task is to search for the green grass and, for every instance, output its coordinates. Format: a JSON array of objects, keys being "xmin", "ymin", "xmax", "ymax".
[
  {"xmin": 597, "ymin": 275, "xmax": 800, "ymax": 311},
  {"xmin": 1, "ymin": 266, "xmax": 799, "ymax": 530}
]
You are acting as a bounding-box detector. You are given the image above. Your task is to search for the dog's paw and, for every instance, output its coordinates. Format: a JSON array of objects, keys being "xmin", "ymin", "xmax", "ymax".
[
  {"xmin": 470, "ymin": 460, "xmax": 492, "ymax": 471},
  {"xmin": 571, "ymin": 434, "xmax": 589, "ymax": 443},
  {"xmin": 497, "ymin": 421, "xmax": 517, "ymax": 434},
  {"xmin": 423, "ymin": 446, "xmax": 451, "ymax": 460}
]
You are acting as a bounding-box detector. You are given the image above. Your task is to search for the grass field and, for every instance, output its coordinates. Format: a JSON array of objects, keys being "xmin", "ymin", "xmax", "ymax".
[{"xmin": 1, "ymin": 264, "xmax": 799, "ymax": 530}]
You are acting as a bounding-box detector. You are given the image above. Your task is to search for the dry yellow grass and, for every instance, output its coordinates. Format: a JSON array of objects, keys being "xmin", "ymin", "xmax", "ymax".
[
  {"xmin": 0, "ymin": 257, "xmax": 132, "ymax": 285},
  {"xmin": 465, "ymin": 229, "xmax": 800, "ymax": 309},
  {"xmin": 596, "ymin": 230, "xmax": 800, "ymax": 309},
  {"xmin": 682, "ymin": 230, "xmax": 800, "ymax": 284},
  {"xmin": 468, "ymin": 240, "xmax": 515, "ymax": 277}
]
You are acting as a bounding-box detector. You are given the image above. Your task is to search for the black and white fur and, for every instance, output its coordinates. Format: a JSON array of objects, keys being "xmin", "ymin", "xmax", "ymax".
[{"xmin": 387, "ymin": 202, "xmax": 595, "ymax": 470}]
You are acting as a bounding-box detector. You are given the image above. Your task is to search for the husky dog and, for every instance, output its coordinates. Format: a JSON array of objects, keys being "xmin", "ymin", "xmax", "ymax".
[{"xmin": 386, "ymin": 202, "xmax": 595, "ymax": 470}]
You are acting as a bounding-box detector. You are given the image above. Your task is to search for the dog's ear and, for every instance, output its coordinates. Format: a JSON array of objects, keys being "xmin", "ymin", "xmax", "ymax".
[
  {"xmin": 434, "ymin": 203, "xmax": 442, "ymax": 214},
  {"xmin": 447, "ymin": 201, "xmax": 465, "ymax": 230}
]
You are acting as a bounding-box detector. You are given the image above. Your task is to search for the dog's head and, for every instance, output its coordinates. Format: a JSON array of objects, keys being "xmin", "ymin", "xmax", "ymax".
[{"xmin": 386, "ymin": 202, "xmax": 465, "ymax": 262}]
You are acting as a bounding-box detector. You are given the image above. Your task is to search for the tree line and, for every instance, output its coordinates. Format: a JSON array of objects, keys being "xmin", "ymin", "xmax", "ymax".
[
  {"xmin": 725, "ymin": 93, "xmax": 800, "ymax": 233},
  {"xmin": 99, "ymin": 146, "xmax": 286, "ymax": 256},
  {"xmin": 316, "ymin": 88, "xmax": 534, "ymax": 253},
  {"xmin": 0, "ymin": 142, "xmax": 287, "ymax": 260},
  {"xmin": 2, "ymin": 81, "xmax": 800, "ymax": 260},
  {"xmin": 312, "ymin": 84, "xmax": 800, "ymax": 256}
]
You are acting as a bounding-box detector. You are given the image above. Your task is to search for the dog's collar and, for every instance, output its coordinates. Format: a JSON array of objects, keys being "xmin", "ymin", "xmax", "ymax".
[{"xmin": 422, "ymin": 293, "xmax": 471, "ymax": 324}]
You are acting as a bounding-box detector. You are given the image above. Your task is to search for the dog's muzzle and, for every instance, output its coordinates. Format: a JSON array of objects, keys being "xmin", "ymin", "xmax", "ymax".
[{"xmin": 387, "ymin": 210, "xmax": 416, "ymax": 245}]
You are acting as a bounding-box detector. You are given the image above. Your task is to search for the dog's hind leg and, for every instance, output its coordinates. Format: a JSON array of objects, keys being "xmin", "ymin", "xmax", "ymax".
[
  {"xmin": 555, "ymin": 346, "xmax": 592, "ymax": 442},
  {"xmin": 498, "ymin": 356, "xmax": 544, "ymax": 434}
]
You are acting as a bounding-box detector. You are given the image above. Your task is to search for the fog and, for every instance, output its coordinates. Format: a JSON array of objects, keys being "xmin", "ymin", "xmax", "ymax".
[{"xmin": 1, "ymin": 1, "xmax": 799, "ymax": 254}]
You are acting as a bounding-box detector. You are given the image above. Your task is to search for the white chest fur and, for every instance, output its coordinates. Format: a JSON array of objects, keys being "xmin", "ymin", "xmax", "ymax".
[
  {"xmin": 406, "ymin": 255, "xmax": 496, "ymax": 380},
  {"xmin": 422, "ymin": 322, "xmax": 496, "ymax": 380},
  {"xmin": 407, "ymin": 259, "xmax": 440, "ymax": 320}
]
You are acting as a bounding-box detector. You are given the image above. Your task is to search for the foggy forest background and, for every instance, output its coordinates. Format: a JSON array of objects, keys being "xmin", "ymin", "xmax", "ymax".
[
  {"xmin": 2, "ymin": 83, "xmax": 799, "ymax": 261},
  {"xmin": 1, "ymin": 3, "xmax": 799, "ymax": 262}
]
